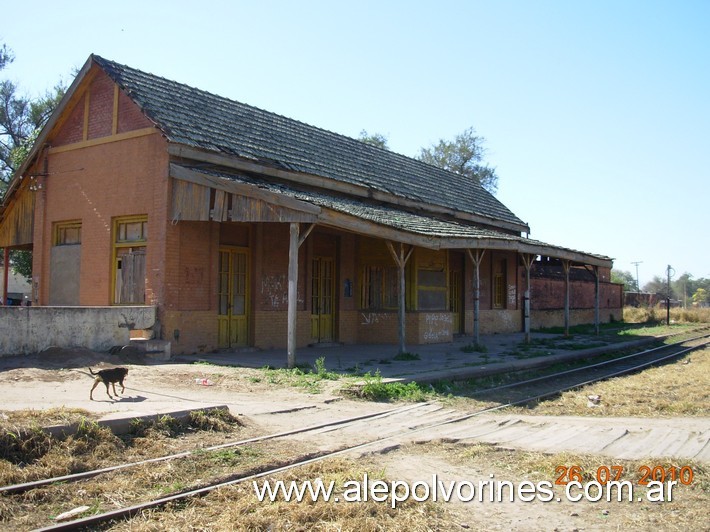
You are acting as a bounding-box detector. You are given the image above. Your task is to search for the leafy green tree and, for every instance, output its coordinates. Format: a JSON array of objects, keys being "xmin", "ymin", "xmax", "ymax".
[
  {"xmin": 1, "ymin": 42, "xmax": 65, "ymax": 281},
  {"xmin": 0, "ymin": 43, "xmax": 11, "ymax": 70},
  {"xmin": 611, "ymin": 269, "xmax": 637, "ymax": 292},
  {"xmin": 1, "ymin": 43, "xmax": 65, "ymax": 187},
  {"xmin": 8, "ymin": 249, "xmax": 32, "ymax": 282},
  {"xmin": 672, "ymin": 272, "xmax": 695, "ymax": 306},
  {"xmin": 358, "ymin": 130, "xmax": 389, "ymax": 150},
  {"xmin": 693, "ymin": 287, "xmax": 708, "ymax": 306},
  {"xmin": 417, "ymin": 126, "xmax": 499, "ymax": 194},
  {"xmin": 643, "ymin": 275, "xmax": 675, "ymax": 300}
]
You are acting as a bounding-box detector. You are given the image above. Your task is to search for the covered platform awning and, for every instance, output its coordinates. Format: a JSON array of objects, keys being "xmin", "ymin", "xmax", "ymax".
[
  {"xmin": 169, "ymin": 163, "xmax": 613, "ymax": 269},
  {"xmin": 170, "ymin": 162, "xmax": 613, "ymax": 362}
]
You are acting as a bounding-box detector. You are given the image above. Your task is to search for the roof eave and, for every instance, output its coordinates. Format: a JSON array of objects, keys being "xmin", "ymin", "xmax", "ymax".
[{"xmin": 167, "ymin": 142, "xmax": 531, "ymax": 235}]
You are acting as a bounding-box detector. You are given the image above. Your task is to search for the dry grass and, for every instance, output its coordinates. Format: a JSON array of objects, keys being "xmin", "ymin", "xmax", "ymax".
[
  {"xmin": 0, "ymin": 409, "xmax": 250, "ymax": 489},
  {"xmin": 1, "ymin": 439, "xmax": 449, "ymax": 530},
  {"xmin": 2, "ymin": 336, "xmax": 708, "ymax": 529},
  {"xmin": 509, "ymin": 346, "xmax": 710, "ymax": 417},
  {"xmin": 410, "ymin": 440, "xmax": 709, "ymax": 532},
  {"xmin": 0, "ymin": 407, "xmax": 97, "ymax": 427},
  {"xmin": 112, "ymin": 459, "xmax": 457, "ymax": 531},
  {"xmin": 624, "ymin": 306, "xmax": 710, "ymax": 325}
]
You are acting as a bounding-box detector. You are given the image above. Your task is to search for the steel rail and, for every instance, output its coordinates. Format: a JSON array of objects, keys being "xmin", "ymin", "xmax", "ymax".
[
  {"xmin": 33, "ymin": 336, "xmax": 709, "ymax": 531},
  {"xmin": 13, "ymin": 331, "xmax": 707, "ymax": 496},
  {"xmin": 474, "ymin": 331, "xmax": 710, "ymax": 394},
  {"xmin": 1, "ymin": 401, "xmax": 433, "ymax": 495}
]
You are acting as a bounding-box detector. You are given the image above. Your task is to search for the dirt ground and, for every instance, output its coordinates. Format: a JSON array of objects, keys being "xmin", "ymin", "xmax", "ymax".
[
  {"xmin": 0, "ymin": 347, "xmax": 391, "ymax": 432},
  {"xmin": 1, "ymin": 347, "xmax": 708, "ymax": 531}
]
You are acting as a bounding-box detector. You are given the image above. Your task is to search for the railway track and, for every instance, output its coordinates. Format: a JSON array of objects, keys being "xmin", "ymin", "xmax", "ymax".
[
  {"xmin": 470, "ymin": 331, "xmax": 710, "ymax": 402},
  {"xmin": 3, "ymin": 333, "xmax": 707, "ymax": 531}
]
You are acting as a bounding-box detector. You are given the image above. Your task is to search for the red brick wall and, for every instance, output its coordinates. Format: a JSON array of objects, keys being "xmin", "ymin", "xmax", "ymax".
[
  {"xmin": 177, "ymin": 221, "xmax": 217, "ymax": 311},
  {"xmin": 117, "ymin": 88, "xmax": 153, "ymax": 133},
  {"xmin": 254, "ymin": 224, "xmax": 306, "ymax": 313},
  {"xmin": 87, "ymin": 74, "xmax": 114, "ymax": 139},
  {"xmin": 52, "ymin": 68, "xmax": 153, "ymax": 148},
  {"xmin": 338, "ymin": 234, "xmax": 357, "ymax": 343},
  {"xmin": 252, "ymin": 310, "xmax": 312, "ymax": 349},
  {"xmin": 33, "ymin": 64, "xmax": 169, "ymax": 309},
  {"xmin": 36, "ymin": 133, "xmax": 168, "ymax": 306},
  {"xmin": 530, "ymin": 278, "xmax": 622, "ymax": 310},
  {"xmin": 53, "ymin": 96, "xmax": 85, "ymax": 145}
]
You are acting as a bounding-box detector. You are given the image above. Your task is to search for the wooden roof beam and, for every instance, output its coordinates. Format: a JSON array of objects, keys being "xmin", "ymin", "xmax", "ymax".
[{"xmin": 167, "ymin": 144, "xmax": 530, "ymax": 234}]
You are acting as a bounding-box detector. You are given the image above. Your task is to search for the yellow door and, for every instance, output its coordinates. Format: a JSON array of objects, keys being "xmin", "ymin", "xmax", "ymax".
[
  {"xmin": 310, "ymin": 257, "xmax": 335, "ymax": 342},
  {"xmin": 449, "ymin": 269, "xmax": 463, "ymax": 334},
  {"xmin": 218, "ymin": 248, "xmax": 249, "ymax": 348}
]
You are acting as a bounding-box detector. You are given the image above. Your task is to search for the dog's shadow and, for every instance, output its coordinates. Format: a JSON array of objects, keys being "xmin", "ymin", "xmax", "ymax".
[
  {"xmin": 93, "ymin": 395, "xmax": 148, "ymax": 403},
  {"xmin": 119, "ymin": 395, "xmax": 148, "ymax": 403}
]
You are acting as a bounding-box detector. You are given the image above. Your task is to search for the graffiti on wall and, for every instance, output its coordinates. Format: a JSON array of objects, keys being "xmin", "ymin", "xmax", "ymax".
[
  {"xmin": 260, "ymin": 274, "xmax": 287, "ymax": 308},
  {"xmin": 360, "ymin": 312, "xmax": 394, "ymax": 325},
  {"xmin": 508, "ymin": 284, "xmax": 517, "ymax": 306},
  {"xmin": 423, "ymin": 313, "xmax": 452, "ymax": 342},
  {"xmin": 260, "ymin": 274, "xmax": 303, "ymax": 308}
]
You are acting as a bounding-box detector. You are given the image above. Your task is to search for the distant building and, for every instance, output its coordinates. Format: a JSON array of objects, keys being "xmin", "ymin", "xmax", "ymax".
[
  {"xmin": 623, "ymin": 292, "xmax": 659, "ymax": 307},
  {"xmin": 0, "ymin": 267, "xmax": 31, "ymax": 305}
]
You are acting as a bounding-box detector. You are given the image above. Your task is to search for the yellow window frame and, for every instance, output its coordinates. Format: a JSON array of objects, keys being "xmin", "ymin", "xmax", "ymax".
[
  {"xmin": 360, "ymin": 264, "xmax": 399, "ymax": 310},
  {"xmin": 54, "ymin": 220, "xmax": 82, "ymax": 246}
]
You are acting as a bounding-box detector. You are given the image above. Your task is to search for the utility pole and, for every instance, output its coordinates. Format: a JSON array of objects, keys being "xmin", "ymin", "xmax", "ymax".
[
  {"xmin": 666, "ymin": 264, "xmax": 675, "ymax": 325},
  {"xmin": 631, "ymin": 261, "xmax": 642, "ymax": 292}
]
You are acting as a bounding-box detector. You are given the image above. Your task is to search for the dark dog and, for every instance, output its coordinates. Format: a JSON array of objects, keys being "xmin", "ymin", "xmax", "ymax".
[{"xmin": 89, "ymin": 367, "xmax": 128, "ymax": 400}]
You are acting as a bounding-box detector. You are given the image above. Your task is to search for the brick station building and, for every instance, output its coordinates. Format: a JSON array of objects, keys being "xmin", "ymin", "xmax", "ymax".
[{"xmin": 0, "ymin": 55, "xmax": 621, "ymax": 360}]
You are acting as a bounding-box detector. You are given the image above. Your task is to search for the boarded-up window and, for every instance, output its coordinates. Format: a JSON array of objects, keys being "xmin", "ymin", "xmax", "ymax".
[
  {"xmin": 417, "ymin": 268, "xmax": 447, "ymax": 310},
  {"xmin": 117, "ymin": 219, "xmax": 147, "ymax": 242},
  {"xmin": 113, "ymin": 216, "xmax": 147, "ymax": 304},
  {"xmin": 55, "ymin": 221, "xmax": 82, "ymax": 245},
  {"xmin": 50, "ymin": 221, "xmax": 82, "ymax": 305}
]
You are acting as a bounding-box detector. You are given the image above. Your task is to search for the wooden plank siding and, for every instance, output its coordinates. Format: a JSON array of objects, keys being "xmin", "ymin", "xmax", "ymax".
[
  {"xmin": 0, "ymin": 185, "xmax": 35, "ymax": 247},
  {"xmin": 171, "ymin": 179, "xmax": 211, "ymax": 221},
  {"xmin": 230, "ymin": 195, "xmax": 317, "ymax": 223},
  {"xmin": 171, "ymin": 177, "xmax": 318, "ymax": 223}
]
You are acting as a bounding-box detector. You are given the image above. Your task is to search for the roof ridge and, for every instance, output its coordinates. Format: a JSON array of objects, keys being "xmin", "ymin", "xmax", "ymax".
[
  {"xmin": 90, "ymin": 54, "xmax": 528, "ymax": 231},
  {"xmin": 92, "ymin": 55, "xmax": 416, "ymax": 159}
]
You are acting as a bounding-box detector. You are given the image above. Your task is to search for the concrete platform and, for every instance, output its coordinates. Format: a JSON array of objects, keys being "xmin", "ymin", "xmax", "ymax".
[
  {"xmin": 176, "ymin": 332, "xmax": 658, "ymax": 384},
  {"xmin": 426, "ymin": 414, "xmax": 710, "ymax": 463},
  {"xmin": 43, "ymin": 405, "xmax": 230, "ymax": 437}
]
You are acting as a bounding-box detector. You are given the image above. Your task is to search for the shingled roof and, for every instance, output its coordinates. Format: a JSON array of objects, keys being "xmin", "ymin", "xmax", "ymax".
[
  {"xmin": 173, "ymin": 164, "xmax": 613, "ymax": 266},
  {"xmin": 91, "ymin": 55, "xmax": 528, "ymax": 233}
]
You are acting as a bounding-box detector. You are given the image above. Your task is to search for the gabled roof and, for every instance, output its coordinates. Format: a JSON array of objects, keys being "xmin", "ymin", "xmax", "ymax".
[
  {"xmin": 1, "ymin": 54, "xmax": 613, "ymax": 267},
  {"xmin": 90, "ymin": 55, "xmax": 528, "ymax": 233}
]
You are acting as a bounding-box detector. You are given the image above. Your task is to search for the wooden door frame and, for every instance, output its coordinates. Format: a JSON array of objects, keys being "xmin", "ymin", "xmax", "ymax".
[
  {"xmin": 310, "ymin": 255, "xmax": 337, "ymax": 343},
  {"xmin": 217, "ymin": 246, "xmax": 250, "ymax": 348}
]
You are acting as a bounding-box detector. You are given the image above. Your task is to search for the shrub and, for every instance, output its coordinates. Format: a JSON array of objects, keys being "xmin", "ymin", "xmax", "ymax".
[{"xmin": 357, "ymin": 371, "xmax": 429, "ymax": 402}]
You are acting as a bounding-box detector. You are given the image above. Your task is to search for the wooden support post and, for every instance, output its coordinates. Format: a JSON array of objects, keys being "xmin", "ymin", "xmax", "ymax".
[
  {"xmin": 287, "ymin": 223, "xmax": 299, "ymax": 369},
  {"xmin": 298, "ymin": 223, "xmax": 316, "ymax": 247},
  {"xmin": 286, "ymin": 223, "xmax": 316, "ymax": 368},
  {"xmin": 520, "ymin": 254, "xmax": 534, "ymax": 344},
  {"xmin": 2, "ymin": 247, "xmax": 9, "ymax": 306},
  {"xmin": 562, "ymin": 259, "xmax": 571, "ymax": 337},
  {"xmin": 594, "ymin": 266, "xmax": 600, "ymax": 335},
  {"xmin": 386, "ymin": 241, "xmax": 414, "ymax": 355},
  {"xmin": 466, "ymin": 249, "xmax": 485, "ymax": 347}
]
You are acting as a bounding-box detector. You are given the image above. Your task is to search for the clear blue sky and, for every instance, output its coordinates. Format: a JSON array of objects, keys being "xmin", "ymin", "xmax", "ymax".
[{"xmin": 3, "ymin": 0, "xmax": 708, "ymax": 287}]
